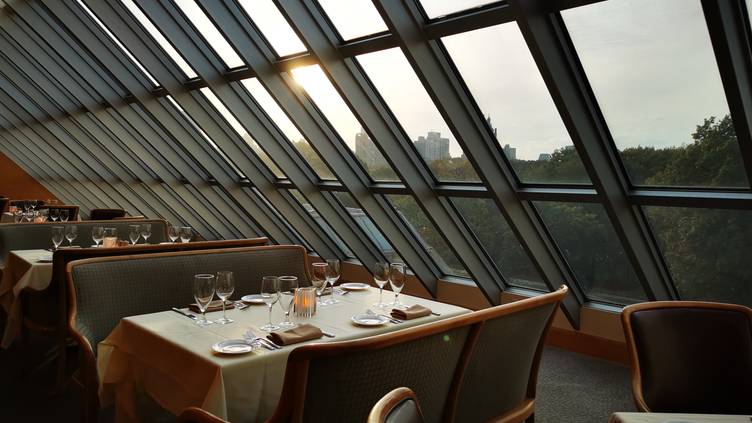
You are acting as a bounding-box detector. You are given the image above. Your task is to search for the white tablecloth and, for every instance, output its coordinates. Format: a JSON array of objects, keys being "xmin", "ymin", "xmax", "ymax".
[
  {"xmin": 97, "ymin": 288, "xmax": 469, "ymax": 423},
  {"xmin": 610, "ymin": 412, "xmax": 752, "ymax": 423},
  {"xmin": 0, "ymin": 249, "xmax": 53, "ymax": 347},
  {"xmin": 1, "ymin": 213, "xmax": 15, "ymax": 223}
]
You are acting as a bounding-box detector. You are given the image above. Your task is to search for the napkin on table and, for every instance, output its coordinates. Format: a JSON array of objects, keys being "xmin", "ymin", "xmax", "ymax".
[
  {"xmin": 267, "ymin": 324, "xmax": 323, "ymax": 346},
  {"xmin": 391, "ymin": 304, "xmax": 431, "ymax": 320},
  {"xmin": 188, "ymin": 300, "xmax": 235, "ymax": 313}
]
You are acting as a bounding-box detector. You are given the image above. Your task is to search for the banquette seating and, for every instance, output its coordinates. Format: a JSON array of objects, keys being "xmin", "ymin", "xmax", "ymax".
[{"xmin": 88, "ymin": 208, "xmax": 127, "ymax": 220}]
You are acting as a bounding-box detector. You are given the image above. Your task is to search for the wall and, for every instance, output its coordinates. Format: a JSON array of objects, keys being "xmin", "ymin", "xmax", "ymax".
[{"xmin": 0, "ymin": 151, "xmax": 57, "ymax": 201}]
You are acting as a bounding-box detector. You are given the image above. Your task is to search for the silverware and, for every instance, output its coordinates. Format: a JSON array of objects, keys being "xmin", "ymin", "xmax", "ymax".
[
  {"xmin": 171, "ymin": 307, "xmax": 196, "ymax": 320},
  {"xmin": 322, "ymin": 331, "xmax": 335, "ymax": 338},
  {"xmin": 233, "ymin": 301, "xmax": 249, "ymax": 310},
  {"xmin": 261, "ymin": 338, "xmax": 282, "ymax": 349},
  {"xmin": 245, "ymin": 334, "xmax": 277, "ymax": 350},
  {"xmin": 431, "ymin": 312, "xmax": 441, "ymax": 316}
]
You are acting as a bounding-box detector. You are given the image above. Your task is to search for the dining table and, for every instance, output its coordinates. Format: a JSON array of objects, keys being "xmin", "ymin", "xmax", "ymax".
[
  {"xmin": 1, "ymin": 212, "xmax": 15, "ymax": 223},
  {"xmin": 97, "ymin": 287, "xmax": 470, "ymax": 423},
  {"xmin": 609, "ymin": 412, "xmax": 752, "ymax": 423}
]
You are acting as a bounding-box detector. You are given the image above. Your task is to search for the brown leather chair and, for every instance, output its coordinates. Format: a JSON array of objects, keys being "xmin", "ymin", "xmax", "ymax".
[
  {"xmin": 88, "ymin": 208, "xmax": 127, "ymax": 220},
  {"xmin": 622, "ymin": 301, "xmax": 752, "ymax": 414},
  {"xmin": 368, "ymin": 387, "xmax": 424, "ymax": 423}
]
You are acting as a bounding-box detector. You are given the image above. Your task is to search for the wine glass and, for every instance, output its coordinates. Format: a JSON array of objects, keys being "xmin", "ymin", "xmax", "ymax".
[
  {"xmin": 260, "ymin": 276, "xmax": 280, "ymax": 332},
  {"xmin": 22, "ymin": 201, "xmax": 30, "ymax": 213},
  {"xmin": 128, "ymin": 225, "xmax": 141, "ymax": 245},
  {"xmin": 65, "ymin": 226, "xmax": 78, "ymax": 246},
  {"xmin": 372, "ymin": 262, "xmax": 390, "ymax": 309},
  {"xmin": 51, "ymin": 226, "xmax": 64, "ymax": 250},
  {"xmin": 325, "ymin": 259, "xmax": 341, "ymax": 305},
  {"xmin": 310, "ymin": 263, "xmax": 327, "ymax": 305},
  {"xmin": 60, "ymin": 209, "xmax": 69, "ymax": 222},
  {"xmin": 389, "ymin": 263, "xmax": 407, "ymax": 310},
  {"xmin": 140, "ymin": 224, "xmax": 152, "ymax": 244},
  {"xmin": 215, "ymin": 271, "xmax": 235, "ymax": 324},
  {"xmin": 193, "ymin": 274, "xmax": 215, "ymax": 326},
  {"xmin": 168, "ymin": 225, "xmax": 180, "ymax": 243},
  {"xmin": 179, "ymin": 226, "xmax": 192, "ymax": 243},
  {"xmin": 278, "ymin": 276, "xmax": 298, "ymax": 328},
  {"xmin": 49, "ymin": 208, "xmax": 60, "ymax": 222},
  {"xmin": 91, "ymin": 226, "xmax": 104, "ymax": 248}
]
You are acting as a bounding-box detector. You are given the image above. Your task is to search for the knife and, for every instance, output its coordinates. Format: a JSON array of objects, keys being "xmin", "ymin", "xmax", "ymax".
[{"xmin": 171, "ymin": 307, "xmax": 196, "ymax": 320}]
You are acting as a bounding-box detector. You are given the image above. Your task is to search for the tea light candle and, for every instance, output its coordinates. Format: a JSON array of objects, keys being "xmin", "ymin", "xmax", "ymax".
[{"xmin": 102, "ymin": 237, "xmax": 118, "ymax": 248}]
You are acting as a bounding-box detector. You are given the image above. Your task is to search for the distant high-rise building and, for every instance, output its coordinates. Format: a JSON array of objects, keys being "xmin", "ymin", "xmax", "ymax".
[
  {"xmin": 414, "ymin": 131, "xmax": 450, "ymax": 162},
  {"xmin": 503, "ymin": 144, "xmax": 517, "ymax": 161},
  {"xmin": 354, "ymin": 128, "xmax": 387, "ymax": 168},
  {"xmin": 486, "ymin": 115, "xmax": 498, "ymax": 139},
  {"xmin": 538, "ymin": 153, "xmax": 552, "ymax": 161}
]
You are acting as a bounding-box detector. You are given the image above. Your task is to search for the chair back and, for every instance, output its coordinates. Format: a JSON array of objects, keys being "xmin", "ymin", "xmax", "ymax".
[
  {"xmin": 368, "ymin": 387, "xmax": 424, "ymax": 423},
  {"xmin": 0, "ymin": 197, "xmax": 8, "ymax": 213},
  {"xmin": 88, "ymin": 208, "xmax": 126, "ymax": 220},
  {"xmin": 622, "ymin": 301, "xmax": 752, "ymax": 414}
]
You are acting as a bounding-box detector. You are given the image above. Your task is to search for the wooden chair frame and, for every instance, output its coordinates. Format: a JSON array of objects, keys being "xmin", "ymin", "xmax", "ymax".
[{"xmin": 367, "ymin": 387, "xmax": 424, "ymax": 423}]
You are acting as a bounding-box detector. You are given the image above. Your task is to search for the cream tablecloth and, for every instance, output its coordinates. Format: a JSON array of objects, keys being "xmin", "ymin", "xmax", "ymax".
[
  {"xmin": 610, "ymin": 412, "xmax": 752, "ymax": 423},
  {"xmin": 97, "ymin": 288, "xmax": 469, "ymax": 423},
  {"xmin": 1, "ymin": 213, "xmax": 15, "ymax": 223},
  {"xmin": 0, "ymin": 249, "xmax": 53, "ymax": 347}
]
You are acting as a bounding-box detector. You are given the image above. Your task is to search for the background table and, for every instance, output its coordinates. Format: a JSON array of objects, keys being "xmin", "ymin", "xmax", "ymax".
[
  {"xmin": 610, "ymin": 412, "xmax": 752, "ymax": 423},
  {"xmin": 0, "ymin": 249, "xmax": 52, "ymax": 347},
  {"xmin": 1, "ymin": 213, "xmax": 15, "ymax": 223},
  {"xmin": 98, "ymin": 288, "xmax": 469, "ymax": 423}
]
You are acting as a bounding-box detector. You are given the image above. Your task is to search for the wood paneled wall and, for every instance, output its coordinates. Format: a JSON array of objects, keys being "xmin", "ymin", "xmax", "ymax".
[{"xmin": 0, "ymin": 151, "xmax": 57, "ymax": 201}]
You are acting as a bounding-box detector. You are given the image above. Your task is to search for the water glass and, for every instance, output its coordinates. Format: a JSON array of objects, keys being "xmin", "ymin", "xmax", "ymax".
[
  {"xmin": 140, "ymin": 224, "xmax": 152, "ymax": 244},
  {"xmin": 324, "ymin": 259, "xmax": 341, "ymax": 305},
  {"xmin": 260, "ymin": 276, "xmax": 280, "ymax": 332},
  {"xmin": 60, "ymin": 209, "xmax": 69, "ymax": 222},
  {"xmin": 372, "ymin": 262, "xmax": 390, "ymax": 309},
  {"xmin": 91, "ymin": 226, "xmax": 104, "ymax": 247},
  {"xmin": 278, "ymin": 276, "xmax": 298, "ymax": 327},
  {"xmin": 65, "ymin": 226, "xmax": 78, "ymax": 246},
  {"xmin": 128, "ymin": 225, "xmax": 141, "ymax": 245},
  {"xmin": 215, "ymin": 271, "xmax": 235, "ymax": 324},
  {"xmin": 310, "ymin": 263, "xmax": 327, "ymax": 305},
  {"xmin": 193, "ymin": 274, "xmax": 215, "ymax": 326},
  {"xmin": 49, "ymin": 208, "xmax": 60, "ymax": 222},
  {"xmin": 168, "ymin": 225, "xmax": 180, "ymax": 243},
  {"xmin": 179, "ymin": 226, "xmax": 192, "ymax": 243},
  {"xmin": 389, "ymin": 263, "xmax": 407, "ymax": 310},
  {"xmin": 51, "ymin": 226, "xmax": 64, "ymax": 250}
]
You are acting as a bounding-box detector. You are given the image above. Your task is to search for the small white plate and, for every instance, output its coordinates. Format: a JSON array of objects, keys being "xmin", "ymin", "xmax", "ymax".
[
  {"xmin": 37, "ymin": 255, "xmax": 53, "ymax": 263},
  {"xmin": 340, "ymin": 282, "xmax": 370, "ymax": 291},
  {"xmin": 211, "ymin": 339, "xmax": 259, "ymax": 355},
  {"xmin": 241, "ymin": 294, "xmax": 266, "ymax": 304},
  {"xmin": 351, "ymin": 314, "xmax": 389, "ymax": 326}
]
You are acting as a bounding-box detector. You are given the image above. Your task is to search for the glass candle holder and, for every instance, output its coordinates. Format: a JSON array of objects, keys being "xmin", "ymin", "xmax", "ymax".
[{"xmin": 293, "ymin": 287, "xmax": 317, "ymax": 318}]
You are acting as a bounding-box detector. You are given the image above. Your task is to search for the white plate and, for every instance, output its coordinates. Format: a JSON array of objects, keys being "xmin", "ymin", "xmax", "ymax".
[
  {"xmin": 37, "ymin": 255, "xmax": 53, "ymax": 263},
  {"xmin": 351, "ymin": 314, "xmax": 389, "ymax": 326},
  {"xmin": 340, "ymin": 282, "xmax": 370, "ymax": 291},
  {"xmin": 241, "ymin": 294, "xmax": 266, "ymax": 304},
  {"xmin": 211, "ymin": 339, "xmax": 259, "ymax": 355}
]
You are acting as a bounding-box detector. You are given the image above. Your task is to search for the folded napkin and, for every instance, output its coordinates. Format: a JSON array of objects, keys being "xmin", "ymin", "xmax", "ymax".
[
  {"xmin": 267, "ymin": 324, "xmax": 323, "ymax": 346},
  {"xmin": 391, "ymin": 304, "xmax": 431, "ymax": 320},
  {"xmin": 188, "ymin": 300, "xmax": 235, "ymax": 313}
]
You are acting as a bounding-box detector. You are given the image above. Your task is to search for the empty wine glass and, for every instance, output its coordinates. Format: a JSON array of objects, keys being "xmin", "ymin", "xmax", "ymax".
[
  {"xmin": 91, "ymin": 226, "xmax": 104, "ymax": 248},
  {"xmin": 49, "ymin": 208, "xmax": 60, "ymax": 222},
  {"xmin": 215, "ymin": 271, "xmax": 235, "ymax": 324},
  {"xmin": 260, "ymin": 276, "xmax": 280, "ymax": 332},
  {"xmin": 179, "ymin": 226, "xmax": 192, "ymax": 243},
  {"xmin": 193, "ymin": 274, "xmax": 215, "ymax": 326},
  {"xmin": 372, "ymin": 262, "xmax": 390, "ymax": 309},
  {"xmin": 389, "ymin": 263, "xmax": 407, "ymax": 310},
  {"xmin": 140, "ymin": 223, "xmax": 152, "ymax": 244},
  {"xmin": 311, "ymin": 263, "xmax": 327, "ymax": 305},
  {"xmin": 60, "ymin": 209, "xmax": 69, "ymax": 222},
  {"xmin": 51, "ymin": 226, "xmax": 64, "ymax": 250},
  {"xmin": 324, "ymin": 259, "xmax": 341, "ymax": 305},
  {"xmin": 168, "ymin": 225, "xmax": 180, "ymax": 243},
  {"xmin": 128, "ymin": 225, "xmax": 141, "ymax": 245},
  {"xmin": 22, "ymin": 201, "xmax": 30, "ymax": 213},
  {"xmin": 278, "ymin": 276, "xmax": 298, "ymax": 328},
  {"xmin": 65, "ymin": 226, "xmax": 78, "ymax": 246}
]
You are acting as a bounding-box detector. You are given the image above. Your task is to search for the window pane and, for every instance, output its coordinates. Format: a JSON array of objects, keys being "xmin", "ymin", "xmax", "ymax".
[
  {"xmin": 644, "ymin": 207, "xmax": 752, "ymax": 307},
  {"xmin": 332, "ymin": 192, "xmax": 402, "ymax": 262},
  {"xmin": 535, "ymin": 202, "xmax": 646, "ymax": 304},
  {"xmin": 289, "ymin": 189, "xmax": 354, "ymax": 258},
  {"xmin": 291, "ymin": 65, "xmax": 399, "ymax": 181},
  {"xmin": 174, "ymin": 0, "xmax": 245, "ymax": 69},
  {"xmin": 199, "ymin": 88, "xmax": 285, "ymax": 178},
  {"xmin": 563, "ymin": 0, "xmax": 748, "ymax": 188},
  {"xmin": 386, "ymin": 195, "xmax": 469, "ymax": 278},
  {"xmin": 247, "ymin": 187, "xmax": 312, "ymax": 251},
  {"xmin": 237, "ymin": 0, "xmax": 306, "ymax": 57},
  {"xmin": 452, "ymin": 198, "xmax": 546, "ymax": 290},
  {"xmin": 418, "ymin": 0, "xmax": 498, "ymax": 19},
  {"xmin": 120, "ymin": 0, "xmax": 198, "ymax": 79},
  {"xmin": 317, "ymin": 0, "xmax": 388, "ymax": 41},
  {"xmin": 443, "ymin": 24, "xmax": 590, "ymax": 184},
  {"xmin": 240, "ymin": 78, "xmax": 335, "ymax": 180},
  {"xmin": 358, "ymin": 48, "xmax": 480, "ymax": 182}
]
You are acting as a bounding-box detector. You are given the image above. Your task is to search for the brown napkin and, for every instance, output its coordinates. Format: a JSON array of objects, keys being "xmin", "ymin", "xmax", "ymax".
[
  {"xmin": 391, "ymin": 304, "xmax": 431, "ymax": 320},
  {"xmin": 188, "ymin": 300, "xmax": 235, "ymax": 313},
  {"xmin": 267, "ymin": 324, "xmax": 323, "ymax": 346}
]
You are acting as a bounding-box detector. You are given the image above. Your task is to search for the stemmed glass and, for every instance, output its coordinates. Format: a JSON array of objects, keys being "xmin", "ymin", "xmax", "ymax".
[
  {"xmin": 168, "ymin": 225, "xmax": 180, "ymax": 243},
  {"xmin": 260, "ymin": 276, "xmax": 280, "ymax": 332},
  {"xmin": 65, "ymin": 226, "xmax": 78, "ymax": 246},
  {"xmin": 215, "ymin": 271, "xmax": 235, "ymax": 324},
  {"xmin": 372, "ymin": 262, "xmax": 390, "ymax": 309},
  {"xmin": 389, "ymin": 263, "xmax": 407, "ymax": 310},
  {"xmin": 179, "ymin": 226, "xmax": 192, "ymax": 243},
  {"xmin": 324, "ymin": 259, "xmax": 341, "ymax": 305},
  {"xmin": 91, "ymin": 226, "xmax": 104, "ymax": 248},
  {"xmin": 51, "ymin": 226, "xmax": 64, "ymax": 251},
  {"xmin": 310, "ymin": 263, "xmax": 327, "ymax": 305},
  {"xmin": 140, "ymin": 224, "xmax": 152, "ymax": 244},
  {"xmin": 60, "ymin": 209, "xmax": 69, "ymax": 222},
  {"xmin": 278, "ymin": 276, "xmax": 298, "ymax": 328},
  {"xmin": 128, "ymin": 225, "xmax": 141, "ymax": 245},
  {"xmin": 193, "ymin": 274, "xmax": 215, "ymax": 326},
  {"xmin": 49, "ymin": 209, "xmax": 60, "ymax": 222},
  {"xmin": 22, "ymin": 201, "xmax": 30, "ymax": 213}
]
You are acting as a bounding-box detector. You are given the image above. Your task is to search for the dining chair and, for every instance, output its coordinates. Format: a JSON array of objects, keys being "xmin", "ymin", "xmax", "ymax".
[
  {"xmin": 88, "ymin": 208, "xmax": 127, "ymax": 220},
  {"xmin": 368, "ymin": 387, "xmax": 424, "ymax": 423},
  {"xmin": 622, "ymin": 301, "xmax": 752, "ymax": 414},
  {"xmin": 178, "ymin": 407, "xmax": 228, "ymax": 423}
]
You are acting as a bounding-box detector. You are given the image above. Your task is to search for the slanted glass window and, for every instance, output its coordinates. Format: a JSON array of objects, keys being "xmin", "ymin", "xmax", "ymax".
[
  {"xmin": 443, "ymin": 24, "xmax": 591, "ymax": 184},
  {"xmin": 247, "ymin": 186, "xmax": 312, "ymax": 251},
  {"xmin": 289, "ymin": 189, "xmax": 355, "ymax": 258},
  {"xmin": 563, "ymin": 0, "xmax": 748, "ymax": 188},
  {"xmin": 119, "ymin": 0, "xmax": 198, "ymax": 79},
  {"xmin": 317, "ymin": 0, "xmax": 388, "ymax": 41},
  {"xmin": 198, "ymin": 88, "xmax": 285, "ymax": 178},
  {"xmin": 451, "ymin": 197, "xmax": 546, "ymax": 290},
  {"xmin": 164, "ymin": 95, "xmax": 245, "ymax": 178},
  {"xmin": 237, "ymin": 0, "xmax": 306, "ymax": 57},
  {"xmin": 386, "ymin": 195, "xmax": 469, "ymax": 278},
  {"xmin": 240, "ymin": 78, "xmax": 335, "ymax": 180},
  {"xmin": 418, "ymin": 0, "xmax": 498, "ymax": 19},
  {"xmin": 332, "ymin": 192, "xmax": 402, "ymax": 262},
  {"xmin": 357, "ymin": 48, "xmax": 480, "ymax": 182},
  {"xmin": 534, "ymin": 202, "xmax": 646, "ymax": 304},
  {"xmin": 173, "ymin": 0, "xmax": 245, "ymax": 69},
  {"xmin": 291, "ymin": 65, "xmax": 399, "ymax": 181},
  {"xmin": 644, "ymin": 207, "xmax": 752, "ymax": 307},
  {"xmin": 76, "ymin": 0, "xmax": 159, "ymax": 86}
]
